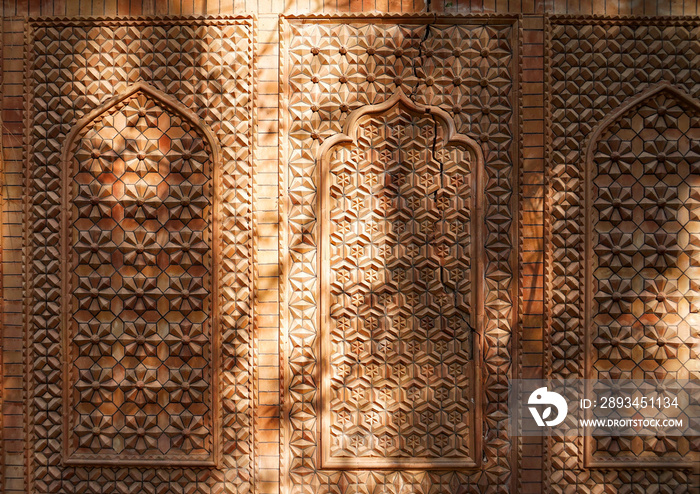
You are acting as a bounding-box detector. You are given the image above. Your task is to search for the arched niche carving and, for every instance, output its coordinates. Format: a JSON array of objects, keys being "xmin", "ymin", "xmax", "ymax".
[
  {"xmin": 60, "ymin": 82, "xmax": 221, "ymax": 466},
  {"xmin": 317, "ymin": 92, "xmax": 484, "ymax": 470},
  {"xmin": 584, "ymin": 82, "xmax": 700, "ymax": 468}
]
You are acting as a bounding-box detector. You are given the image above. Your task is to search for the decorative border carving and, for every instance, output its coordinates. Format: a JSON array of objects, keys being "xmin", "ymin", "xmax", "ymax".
[
  {"xmin": 317, "ymin": 92, "xmax": 484, "ymax": 470},
  {"xmin": 512, "ymin": 14, "xmax": 525, "ymax": 494},
  {"xmin": 251, "ymin": 13, "xmax": 260, "ymax": 492},
  {"xmin": 545, "ymin": 14, "xmax": 700, "ymax": 491},
  {"xmin": 280, "ymin": 13, "xmax": 519, "ymax": 493}
]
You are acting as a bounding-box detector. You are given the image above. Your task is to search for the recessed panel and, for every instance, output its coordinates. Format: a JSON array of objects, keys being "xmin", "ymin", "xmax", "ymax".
[{"xmin": 319, "ymin": 102, "xmax": 480, "ymax": 469}]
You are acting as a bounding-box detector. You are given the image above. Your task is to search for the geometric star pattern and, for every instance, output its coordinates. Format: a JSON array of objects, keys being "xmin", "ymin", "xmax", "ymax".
[
  {"xmin": 67, "ymin": 90, "xmax": 214, "ymax": 462},
  {"xmin": 591, "ymin": 87, "xmax": 699, "ymax": 462},
  {"xmin": 323, "ymin": 103, "xmax": 477, "ymax": 466},
  {"xmin": 27, "ymin": 17, "xmax": 252, "ymax": 493},
  {"xmin": 283, "ymin": 17, "xmax": 516, "ymax": 493}
]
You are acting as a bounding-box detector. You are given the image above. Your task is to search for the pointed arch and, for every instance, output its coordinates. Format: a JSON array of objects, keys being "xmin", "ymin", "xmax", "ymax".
[
  {"xmin": 316, "ymin": 91, "xmax": 484, "ymax": 470},
  {"xmin": 318, "ymin": 91, "xmax": 484, "ymax": 167},
  {"xmin": 584, "ymin": 81, "xmax": 700, "ymax": 168},
  {"xmin": 59, "ymin": 81, "xmax": 221, "ymax": 466},
  {"xmin": 61, "ymin": 81, "xmax": 221, "ymax": 169}
]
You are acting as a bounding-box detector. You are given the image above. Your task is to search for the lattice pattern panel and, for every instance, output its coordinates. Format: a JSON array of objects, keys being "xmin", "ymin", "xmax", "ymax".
[
  {"xmin": 546, "ymin": 17, "xmax": 700, "ymax": 491},
  {"xmin": 26, "ymin": 17, "xmax": 252, "ymax": 492},
  {"xmin": 66, "ymin": 89, "xmax": 215, "ymax": 463},
  {"xmin": 589, "ymin": 87, "xmax": 700, "ymax": 464},
  {"xmin": 282, "ymin": 16, "xmax": 517, "ymax": 493},
  {"xmin": 322, "ymin": 105, "xmax": 478, "ymax": 468}
]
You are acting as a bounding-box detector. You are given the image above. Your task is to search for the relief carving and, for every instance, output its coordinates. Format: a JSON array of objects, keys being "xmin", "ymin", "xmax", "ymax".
[
  {"xmin": 282, "ymin": 16, "xmax": 517, "ymax": 492},
  {"xmin": 26, "ymin": 18, "xmax": 252, "ymax": 492},
  {"xmin": 61, "ymin": 82, "xmax": 219, "ymax": 465},
  {"xmin": 584, "ymin": 82, "xmax": 700, "ymax": 468},
  {"xmin": 547, "ymin": 18, "xmax": 700, "ymax": 490},
  {"xmin": 318, "ymin": 92, "xmax": 483, "ymax": 469}
]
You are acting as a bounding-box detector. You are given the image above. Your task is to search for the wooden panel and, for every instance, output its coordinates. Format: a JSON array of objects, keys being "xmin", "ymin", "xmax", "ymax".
[
  {"xmin": 584, "ymin": 82, "xmax": 700, "ymax": 468},
  {"xmin": 25, "ymin": 16, "xmax": 253, "ymax": 492},
  {"xmin": 546, "ymin": 15, "xmax": 700, "ymax": 491},
  {"xmin": 318, "ymin": 94, "xmax": 483, "ymax": 470},
  {"xmin": 281, "ymin": 14, "xmax": 519, "ymax": 493},
  {"xmin": 61, "ymin": 82, "xmax": 219, "ymax": 466}
]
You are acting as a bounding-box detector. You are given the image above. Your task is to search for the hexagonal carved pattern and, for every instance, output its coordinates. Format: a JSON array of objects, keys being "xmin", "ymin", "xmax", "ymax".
[
  {"xmin": 26, "ymin": 18, "xmax": 252, "ymax": 492},
  {"xmin": 64, "ymin": 84, "xmax": 216, "ymax": 464},
  {"xmin": 320, "ymin": 94, "xmax": 481, "ymax": 468}
]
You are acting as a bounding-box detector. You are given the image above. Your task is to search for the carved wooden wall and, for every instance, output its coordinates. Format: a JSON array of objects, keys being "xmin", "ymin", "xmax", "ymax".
[
  {"xmin": 546, "ymin": 16, "xmax": 700, "ymax": 492},
  {"xmin": 585, "ymin": 82, "xmax": 700, "ymax": 469},
  {"xmin": 6, "ymin": 6, "xmax": 700, "ymax": 494},
  {"xmin": 281, "ymin": 15, "xmax": 518, "ymax": 493},
  {"xmin": 25, "ymin": 17, "xmax": 253, "ymax": 492}
]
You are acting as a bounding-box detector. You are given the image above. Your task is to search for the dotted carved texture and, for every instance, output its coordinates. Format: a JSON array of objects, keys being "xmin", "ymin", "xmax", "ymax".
[
  {"xmin": 285, "ymin": 19, "xmax": 515, "ymax": 493},
  {"xmin": 547, "ymin": 19, "xmax": 700, "ymax": 492},
  {"xmin": 326, "ymin": 109, "xmax": 474, "ymax": 461},
  {"xmin": 591, "ymin": 93, "xmax": 700, "ymax": 461},
  {"xmin": 68, "ymin": 92, "xmax": 213, "ymax": 461},
  {"xmin": 27, "ymin": 19, "xmax": 252, "ymax": 493}
]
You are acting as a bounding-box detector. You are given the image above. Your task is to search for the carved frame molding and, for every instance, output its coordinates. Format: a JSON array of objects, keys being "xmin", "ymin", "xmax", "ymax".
[
  {"xmin": 280, "ymin": 13, "xmax": 520, "ymax": 493},
  {"xmin": 545, "ymin": 14, "xmax": 700, "ymax": 489}
]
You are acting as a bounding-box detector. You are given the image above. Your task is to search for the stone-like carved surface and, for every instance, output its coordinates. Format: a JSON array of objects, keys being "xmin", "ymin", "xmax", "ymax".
[
  {"xmin": 546, "ymin": 17, "xmax": 700, "ymax": 491},
  {"xmin": 64, "ymin": 84, "xmax": 217, "ymax": 464},
  {"xmin": 26, "ymin": 18, "xmax": 252, "ymax": 492},
  {"xmin": 319, "ymin": 93, "xmax": 482, "ymax": 469},
  {"xmin": 282, "ymin": 15, "xmax": 517, "ymax": 493},
  {"xmin": 587, "ymin": 84, "xmax": 700, "ymax": 467}
]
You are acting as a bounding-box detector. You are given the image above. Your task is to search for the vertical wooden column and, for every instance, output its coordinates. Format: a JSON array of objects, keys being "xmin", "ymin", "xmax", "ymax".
[{"xmin": 518, "ymin": 12, "xmax": 545, "ymax": 494}]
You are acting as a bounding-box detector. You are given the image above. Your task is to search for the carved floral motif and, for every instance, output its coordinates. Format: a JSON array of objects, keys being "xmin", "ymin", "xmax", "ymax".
[
  {"xmin": 588, "ymin": 87, "xmax": 700, "ymax": 465},
  {"xmin": 66, "ymin": 88, "xmax": 214, "ymax": 462}
]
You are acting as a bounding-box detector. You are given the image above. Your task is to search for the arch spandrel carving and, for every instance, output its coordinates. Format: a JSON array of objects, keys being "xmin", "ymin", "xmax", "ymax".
[
  {"xmin": 318, "ymin": 92, "xmax": 484, "ymax": 470},
  {"xmin": 60, "ymin": 82, "xmax": 221, "ymax": 466},
  {"xmin": 584, "ymin": 82, "xmax": 700, "ymax": 468}
]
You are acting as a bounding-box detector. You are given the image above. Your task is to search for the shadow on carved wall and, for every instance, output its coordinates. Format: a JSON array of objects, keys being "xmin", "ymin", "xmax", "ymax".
[
  {"xmin": 314, "ymin": 92, "xmax": 484, "ymax": 470},
  {"xmin": 585, "ymin": 82, "xmax": 700, "ymax": 467},
  {"xmin": 25, "ymin": 18, "xmax": 255, "ymax": 491}
]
